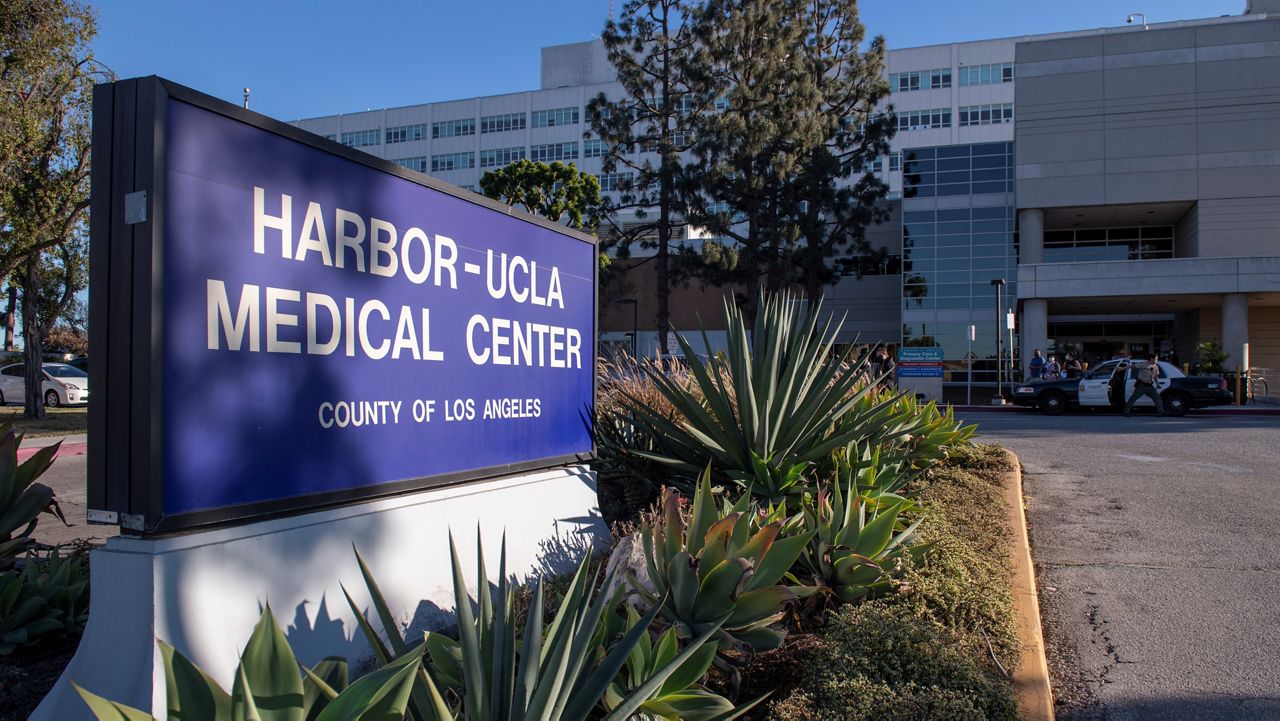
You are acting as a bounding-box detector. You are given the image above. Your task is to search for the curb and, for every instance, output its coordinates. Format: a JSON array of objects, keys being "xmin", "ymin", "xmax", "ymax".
[{"xmin": 999, "ymin": 448, "xmax": 1055, "ymax": 721}]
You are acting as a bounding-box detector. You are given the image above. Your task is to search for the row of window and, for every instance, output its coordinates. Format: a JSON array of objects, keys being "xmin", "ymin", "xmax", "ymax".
[
  {"xmin": 431, "ymin": 152, "xmax": 475, "ymax": 172},
  {"xmin": 386, "ymin": 124, "xmax": 428, "ymax": 144},
  {"xmin": 890, "ymin": 68, "xmax": 951, "ymax": 93},
  {"xmin": 340, "ymin": 129, "xmax": 380, "ymax": 148},
  {"xmin": 398, "ymin": 140, "xmax": 622, "ymax": 173},
  {"xmin": 1043, "ymin": 226, "xmax": 1175, "ymax": 263},
  {"xmin": 335, "ymin": 106, "xmax": 580, "ymax": 150},
  {"xmin": 902, "ymin": 142, "xmax": 1014, "ymax": 197},
  {"xmin": 481, "ymin": 112, "xmax": 525, "ymax": 133},
  {"xmin": 958, "ymin": 103, "xmax": 1014, "ymax": 127},
  {"xmin": 958, "ymin": 62, "xmax": 1014, "ymax": 86},
  {"xmin": 889, "ymin": 62, "xmax": 1013, "ymax": 93},
  {"xmin": 898, "ymin": 108, "xmax": 951, "ymax": 131},
  {"xmin": 531, "ymin": 106, "xmax": 579, "ymax": 128},
  {"xmin": 479, "ymin": 147, "xmax": 525, "ymax": 168},
  {"xmin": 597, "ymin": 172, "xmax": 634, "ymax": 192},
  {"xmin": 433, "ymin": 118, "xmax": 475, "ymax": 139},
  {"xmin": 530, "ymin": 141, "xmax": 579, "ymax": 162},
  {"xmin": 835, "ymin": 254, "xmax": 903, "ymax": 277}
]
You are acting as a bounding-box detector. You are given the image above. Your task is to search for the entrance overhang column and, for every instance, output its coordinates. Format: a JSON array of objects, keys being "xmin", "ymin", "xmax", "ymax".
[
  {"xmin": 1223, "ymin": 293, "xmax": 1249, "ymax": 370},
  {"xmin": 1018, "ymin": 208, "xmax": 1045, "ymax": 264},
  {"xmin": 1021, "ymin": 299, "xmax": 1048, "ymax": 378}
]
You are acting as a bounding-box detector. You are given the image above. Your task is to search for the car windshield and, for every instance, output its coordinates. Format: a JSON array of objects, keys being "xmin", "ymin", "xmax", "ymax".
[{"xmin": 45, "ymin": 365, "xmax": 87, "ymax": 378}]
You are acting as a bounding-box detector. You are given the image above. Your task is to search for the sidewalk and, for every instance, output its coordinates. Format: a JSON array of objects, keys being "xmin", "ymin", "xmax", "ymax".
[{"xmin": 17, "ymin": 432, "xmax": 87, "ymax": 461}]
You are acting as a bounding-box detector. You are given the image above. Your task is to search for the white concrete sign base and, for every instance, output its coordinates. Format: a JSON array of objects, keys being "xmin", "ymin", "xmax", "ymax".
[{"xmin": 33, "ymin": 465, "xmax": 608, "ymax": 720}]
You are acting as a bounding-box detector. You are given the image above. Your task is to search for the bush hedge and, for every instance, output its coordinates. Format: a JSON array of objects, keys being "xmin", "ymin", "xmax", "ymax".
[{"xmin": 757, "ymin": 444, "xmax": 1021, "ymax": 720}]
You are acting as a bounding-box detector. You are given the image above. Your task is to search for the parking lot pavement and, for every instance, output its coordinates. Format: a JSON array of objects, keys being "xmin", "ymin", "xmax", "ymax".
[{"xmin": 959, "ymin": 410, "xmax": 1280, "ymax": 720}]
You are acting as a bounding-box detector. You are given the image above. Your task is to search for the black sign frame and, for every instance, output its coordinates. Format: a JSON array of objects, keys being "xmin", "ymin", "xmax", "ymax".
[{"xmin": 87, "ymin": 77, "xmax": 598, "ymax": 536}]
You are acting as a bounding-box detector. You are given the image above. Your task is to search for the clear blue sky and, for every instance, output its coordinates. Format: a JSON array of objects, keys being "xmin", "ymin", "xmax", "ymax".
[{"xmin": 91, "ymin": 0, "xmax": 1245, "ymax": 122}]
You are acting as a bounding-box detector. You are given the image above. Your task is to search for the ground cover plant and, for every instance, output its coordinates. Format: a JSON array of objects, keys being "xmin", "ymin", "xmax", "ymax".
[{"xmin": 595, "ymin": 293, "xmax": 1017, "ymax": 719}]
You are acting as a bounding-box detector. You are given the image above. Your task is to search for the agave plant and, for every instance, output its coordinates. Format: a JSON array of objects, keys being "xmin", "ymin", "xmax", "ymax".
[
  {"xmin": 610, "ymin": 291, "xmax": 916, "ymax": 501},
  {"xmin": 0, "ymin": 424, "xmax": 64, "ymax": 568},
  {"xmin": 597, "ymin": 605, "xmax": 764, "ymax": 720},
  {"xmin": 75, "ymin": 534, "xmax": 748, "ymax": 721},
  {"xmin": 828, "ymin": 391, "xmax": 976, "ymax": 488},
  {"xmin": 629, "ymin": 469, "xmax": 816, "ymax": 656},
  {"xmin": 346, "ymin": 533, "xmax": 753, "ymax": 721},
  {"xmin": 0, "ymin": 546, "xmax": 90, "ymax": 655},
  {"xmin": 75, "ymin": 603, "xmax": 426, "ymax": 721},
  {"xmin": 794, "ymin": 472, "xmax": 929, "ymax": 604}
]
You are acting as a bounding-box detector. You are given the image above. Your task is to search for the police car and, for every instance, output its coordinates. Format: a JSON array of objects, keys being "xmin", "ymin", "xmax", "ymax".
[{"xmin": 1012, "ymin": 359, "xmax": 1233, "ymax": 416}]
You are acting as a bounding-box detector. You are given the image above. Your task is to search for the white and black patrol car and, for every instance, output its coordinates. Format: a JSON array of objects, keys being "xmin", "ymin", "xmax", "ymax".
[{"xmin": 1012, "ymin": 359, "xmax": 1234, "ymax": 416}]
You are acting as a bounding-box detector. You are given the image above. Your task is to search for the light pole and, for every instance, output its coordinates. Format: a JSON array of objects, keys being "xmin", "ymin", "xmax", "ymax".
[
  {"xmin": 991, "ymin": 279, "xmax": 1006, "ymax": 405},
  {"xmin": 617, "ymin": 299, "xmax": 638, "ymax": 357},
  {"xmin": 967, "ymin": 324, "xmax": 975, "ymax": 406}
]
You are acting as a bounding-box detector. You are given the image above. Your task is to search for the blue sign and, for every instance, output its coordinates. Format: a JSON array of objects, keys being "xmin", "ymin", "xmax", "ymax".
[
  {"xmin": 897, "ymin": 366, "xmax": 945, "ymax": 378},
  {"xmin": 159, "ymin": 98, "xmax": 596, "ymax": 517},
  {"xmin": 898, "ymin": 347, "xmax": 944, "ymax": 363}
]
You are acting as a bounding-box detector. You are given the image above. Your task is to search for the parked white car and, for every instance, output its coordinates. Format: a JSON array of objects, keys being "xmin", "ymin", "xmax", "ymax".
[{"xmin": 0, "ymin": 363, "xmax": 90, "ymax": 407}]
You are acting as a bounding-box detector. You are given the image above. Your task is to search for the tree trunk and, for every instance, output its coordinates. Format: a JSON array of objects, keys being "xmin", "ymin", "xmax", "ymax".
[
  {"xmin": 4, "ymin": 285, "xmax": 15, "ymax": 351},
  {"xmin": 22, "ymin": 254, "xmax": 45, "ymax": 419}
]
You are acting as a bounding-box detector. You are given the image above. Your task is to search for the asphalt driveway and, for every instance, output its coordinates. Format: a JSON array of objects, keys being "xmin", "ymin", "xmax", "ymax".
[{"xmin": 962, "ymin": 410, "xmax": 1280, "ymax": 720}]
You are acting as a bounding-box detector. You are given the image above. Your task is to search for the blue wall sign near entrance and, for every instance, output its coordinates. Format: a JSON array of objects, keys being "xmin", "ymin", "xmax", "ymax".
[
  {"xmin": 897, "ymin": 347, "xmax": 944, "ymax": 378},
  {"xmin": 87, "ymin": 78, "xmax": 597, "ymax": 533}
]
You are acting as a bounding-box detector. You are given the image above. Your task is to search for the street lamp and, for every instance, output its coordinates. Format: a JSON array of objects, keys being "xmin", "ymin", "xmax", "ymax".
[
  {"xmin": 617, "ymin": 298, "xmax": 638, "ymax": 357},
  {"xmin": 991, "ymin": 279, "xmax": 1006, "ymax": 405}
]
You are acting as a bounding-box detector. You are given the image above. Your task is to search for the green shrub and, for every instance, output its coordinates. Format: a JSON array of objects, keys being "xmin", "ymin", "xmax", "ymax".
[
  {"xmin": 766, "ymin": 602, "xmax": 1017, "ymax": 721},
  {"xmin": 0, "ymin": 546, "xmax": 89, "ymax": 655},
  {"xmin": 0, "ymin": 424, "xmax": 64, "ymax": 569}
]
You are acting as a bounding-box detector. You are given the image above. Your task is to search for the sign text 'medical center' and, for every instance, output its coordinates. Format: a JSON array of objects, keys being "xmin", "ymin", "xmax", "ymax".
[{"xmin": 206, "ymin": 188, "xmax": 583, "ymax": 369}]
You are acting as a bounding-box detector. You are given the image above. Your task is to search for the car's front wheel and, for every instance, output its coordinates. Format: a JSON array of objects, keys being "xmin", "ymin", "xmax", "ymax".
[
  {"xmin": 1040, "ymin": 391, "xmax": 1067, "ymax": 415},
  {"xmin": 44, "ymin": 389, "xmax": 60, "ymax": 408},
  {"xmin": 1163, "ymin": 391, "xmax": 1190, "ymax": 417}
]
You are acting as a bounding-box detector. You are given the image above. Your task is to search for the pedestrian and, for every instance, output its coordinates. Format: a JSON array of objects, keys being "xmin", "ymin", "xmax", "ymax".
[
  {"xmin": 1064, "ymin": 353, "xmax": 1082, "ymax": 379},
  {"xmin": 1043, "ymin": 355, "xmax": 1061, "ymax": 380},
  {"xmin": 1124, "ymin": 353, "xmax": 1165, "ymax": 417},
  {"xmin": 1029, "ymin": 349, "xmax": 1044, "ymax": 379}
]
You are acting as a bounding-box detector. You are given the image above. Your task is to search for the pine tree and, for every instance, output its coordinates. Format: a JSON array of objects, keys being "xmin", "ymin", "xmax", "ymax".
[
  {"xmin": 686, "ymin": 0, "xmax": 895, "ymax": 316},
  {"xmin": 683, "ymin": 0, "xmax": 827, "ymax": 320},
  {"xmin": 787, "ymin": 0, "xmax": 895, "ymax": 305},
  {"xmin": 586, "ymin": 0, "xmax": 714, "ymax": 351}
]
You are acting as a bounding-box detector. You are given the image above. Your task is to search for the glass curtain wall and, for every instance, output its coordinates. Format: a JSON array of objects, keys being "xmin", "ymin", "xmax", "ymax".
[{"xmin": 900, "ymin": 142, "xmax": 1017, "ymax": 384}]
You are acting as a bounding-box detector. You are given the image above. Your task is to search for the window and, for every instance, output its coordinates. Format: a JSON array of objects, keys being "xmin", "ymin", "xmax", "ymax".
[
  {"xmin": 479, "ymin": 146, "xmax": 526, "ymax": 168},
  {"xmin": 583, "ymin": 139, "xmax": 608, "ymax": 158},
  {"xmin": 597, "ymin": 172, "xmax": 634, "ymax": 192},
  {"xmin": 897, "ymin": 108, "xmax": 951, "ymax": 131},
  {"xmin": 836, "ymin": 254, "xmax": 902, "ymax": 277},
  {"xmin": 889, "ymin": 68, "xmax": 951, "ymax": 93},
  {"xmin": 862, "ymin": 156, "xmax": 883, "ymax": 174},
  {"xmin": 530, "ymin": 141, "xmax": 579, "ymax": 162},
  {"xmin": 958, "ymin": 103, "xmax": 1013, "ymax": 127},
  {"xmin": 889, "ymin": 151, "xmax": 902, "ymax": 172},
  {"xmin": 322, "ymin": 133, "xmax": 336, "ymax": 141},
  {"xmin": 340, "ymin": 129, "xmax": 380, "ymax": 148},
  {"xmin": 457, "ymin": 185, "xmax": 475, "ymax": 192},
  {"xmin": 481, "ymin": 112, "xmax": 526, "ymax": 133},
  {"xmin": 432, "ymin": 118, "xmax": 475, "ymax": 139},
  {"xmin": 386, "ymin": 124, "xmax": 428, "ymax": 144},
  {"xmin": 714, "ymin": 96, "xmax": 730, "ymax": 111},
  {"xmin": 958, "ymin": 62, "xmax": 1015, "ymax": 86},
  {"xmin": 1042, "ymin": 226, "xmax": 1174, "ymax": 263},
  {"xmin": 431, "ymin": 152, "xmax": 475, "ymax": 172},
  {"xmin": 531, "ymin": 106, "xmax": 580, "ymax": 128},
  {"xmin": 394, "ymin": 156, "xmax": 428, "ymax": 173}
]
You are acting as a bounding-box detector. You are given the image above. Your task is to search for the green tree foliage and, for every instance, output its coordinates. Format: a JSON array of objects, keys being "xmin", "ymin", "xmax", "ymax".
[
  {"xmin": 587, "ymin": 0, "xmax": 714, "ymax": 350},
  {"xmin": 786, "ymin": 0, "xmax": 895, "ymax": 304},
  {"xmin": 480, "ymin": 159, "xmax": 602, "ymax": 231},
  {"xmin": 1, "ymin": 0, "xmax": 100, "ymax": 418},
  {"xmin": 683, "ymin": 0, "xmax": 894, "ymax": 317}
]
